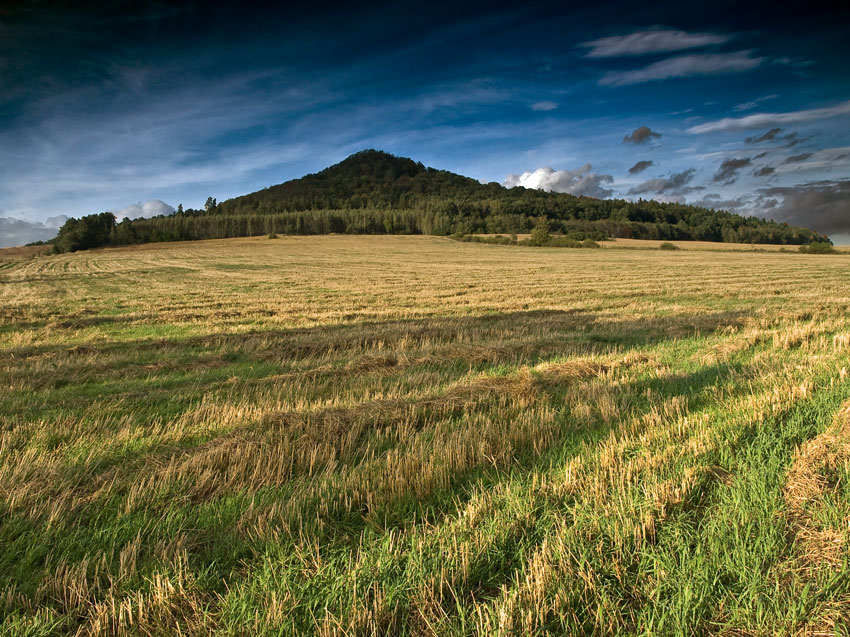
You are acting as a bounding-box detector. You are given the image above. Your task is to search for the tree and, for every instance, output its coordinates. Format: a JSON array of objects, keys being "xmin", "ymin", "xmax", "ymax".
[
  {"xmin": 529, "ymin": 217, "xmax": 551, "ymax": 246},
  {"xmin": 204, "ymin": 197, "xmax": 217, "ymax": 213},
  {"xmin": 54, "ymin": 212, "xmax": 116, "ymax": 252}
]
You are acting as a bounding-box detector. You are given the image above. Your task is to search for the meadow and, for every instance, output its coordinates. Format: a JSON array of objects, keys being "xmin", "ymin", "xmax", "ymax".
[{"xmin": 1, "ymin": 235, "xmax": 849, "ymax": 635}]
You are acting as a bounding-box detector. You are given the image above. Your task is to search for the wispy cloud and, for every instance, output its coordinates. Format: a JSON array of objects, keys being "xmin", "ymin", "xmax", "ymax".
[
  {"xmin": 628, "ymin": 168, "xmax": 700, "ymax": 195},
  {"xmin": 774, "ymin": 147, "xmax": 850, "ymax": 173},
  {"xmin": 688, "ymin": 99, "xmax": 850, "ymax": 133},
  {"xmin": 531, "ymin": 101, "xmax": 558, "ymax": 111},
  {"xmin": 712, "ymin": 157, "xmax": 751, "ymax": 184},
  {"xmin": 782, "ymin": 132, "xmax": 812, "ymax": 148},
  {"xmin": 745, "ymin": 128, "xmax": 782, "ymax": 143},
  {"xmin": 504, "ymin": 165, "xmax": 614, "ymax": 198},
  {"xmin": 688, "ymin": 193, "xmax": 750, "ymax": 211},
  {"xmin": 600, "ymin": 51, "xmax": 764, "ymax": 87},
  {"xmin": 734, "ymin": 94, "xmax": 778, "ymax": 111},
  {"xmin": 785, "ymin": 153, "xmax": 813, "ymax": 164},
  {"xmin": 580, "ymin": 29, "xmax": 728, "ymax": 58}
]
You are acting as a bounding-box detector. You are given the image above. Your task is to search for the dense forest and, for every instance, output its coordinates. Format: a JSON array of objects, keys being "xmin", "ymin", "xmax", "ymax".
[{"xmin": 50, "ymin": 150, "xmax": 829, "ymax": 252}]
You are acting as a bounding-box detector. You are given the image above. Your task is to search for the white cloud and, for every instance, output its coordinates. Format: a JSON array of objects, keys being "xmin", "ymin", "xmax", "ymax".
[
  {"xmin": 44, "ymin": 215, "xmax": 69, "ymax": 229},
  {"xmin": 504, "ymin": 165, "xmax": 614, "ymax": 198},
  {"xmin": 114, "ymin": 199, "xmax": 174, "ymax": 219},
  {"xmin": 531, "ymin": 101, "xmax": 558, "ymax": 111},
  {"xmin": 0, "ymin": 215, "xmax": 68, "ymax": 248},
  {"xmin": 600, "ymin": 51, "xmax": 764, "ymax": 87},
  {"xmin": 688, "ymin": 100, "xmax": 850, "ymax": 134},
  {"xmin": 580, "ymin": 29, "xmax": 728, "ymax": 58}
]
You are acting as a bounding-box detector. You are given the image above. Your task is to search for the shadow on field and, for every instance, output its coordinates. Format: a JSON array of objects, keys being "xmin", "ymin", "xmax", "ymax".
[
  {"xmin": 8, "ymin": 307, "xmax": 746, "ymax": 361},
  {"xmin": 5, "ymin": 309, "xmax": 748, "ymax": 405},
  {"xmin": 5, "ymin": 308, "xmax": 749, "ymax": 400},
  {"xmin": 4, "ymin": 307, "xmax": 768, "ymax": 628}
]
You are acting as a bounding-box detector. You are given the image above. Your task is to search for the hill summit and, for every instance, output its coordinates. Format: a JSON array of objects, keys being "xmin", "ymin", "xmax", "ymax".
[
  {"xmin": 51, "ymin": 150, "xmax": 829, "ymax": 251},
  {"xmin": 217, "ymin": 149, "xmax": 493, "ymax": 216}
]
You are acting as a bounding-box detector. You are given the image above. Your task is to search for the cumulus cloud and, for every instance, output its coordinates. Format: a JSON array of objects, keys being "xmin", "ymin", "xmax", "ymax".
[
  {"xmin": 688, "ymin": 99, "xmax": 850, "ymax": 133},
  {"xmin": 712, "ymin": 158, "xmax": 751, "ymax": 185},
  {"xmin": 580, "ymin": 29, "xmax": 728, "ymax": 57},
  {"xmin": 623, "ymin": 126, "xmax": 661, "ymax": 145},
  {"xmin": 745, "ymin": 128, "xmax": 782, "ymax": 143},
  {"xmin": 531, "ymin": 101, "xmax": 558, "ymax": 111},
  {"xmin": 628, "ymin": 168, "xmax": 700, "ymax": 195},
  {"xmin": 734, "ymin": 94, "xmax": 778, "ymax": 111},
  {"xmin": 504, "ymin": 165, "xmax": 614, "ymax": 198},
  {"xmin": 756, "ymin": 180, "xmax": 850, "ymax": 236},
  {"xmin": 600, "ymin": 51, "xmax": 763, "ymax": 87},
  {"xmin": 0, "ymin": 215, "xmax": 68, "ymax": 248},
  {"xmin": 628, "ymin": 160, "xmax": 654, "ymax": 174},
  {"xmin": 114, "ymin": 199, "xmax": 174, "ymax": 219},
  {"xmin": 753, "ymin": 166, "xmax": 775, "ymax": 177}
]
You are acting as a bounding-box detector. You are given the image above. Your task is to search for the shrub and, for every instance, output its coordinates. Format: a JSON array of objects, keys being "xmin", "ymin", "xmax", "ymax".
[
  {"xmin": 659, "ymin": 242, "xmax": 679, "ymax": 251},
  {"xmin": 799, "ymin": 242, "xmax": 837, "ymax": 254},
  {"xmin": 565, "ymin": 231, "xmax": 607, "ymax": 242},
  {"xmin": 545, "ymin": 237, "xmax": 580, "ymax": 248},
  {"xmin": 267, "ymin": 233, "xmax": 278, "ymax": 239},
  {"xmin": 449, "ymin": 234, "xmax": 513, "ymax": 245}
]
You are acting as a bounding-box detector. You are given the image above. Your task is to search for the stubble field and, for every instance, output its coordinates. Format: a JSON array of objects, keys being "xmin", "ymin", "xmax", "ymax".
[{"xmin": 1, "ymin": 235, "xmax": 849, "ymax": 635}]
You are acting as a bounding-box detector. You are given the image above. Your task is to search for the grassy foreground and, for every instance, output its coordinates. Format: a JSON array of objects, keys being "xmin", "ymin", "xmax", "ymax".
[{"xmin": 1, "ymin": 235, "xmax": 849, "ymax": 635}]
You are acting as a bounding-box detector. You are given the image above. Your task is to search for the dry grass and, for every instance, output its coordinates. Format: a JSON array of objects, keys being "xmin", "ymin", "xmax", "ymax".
[
  {"xmin": 785, "ymin": 402, "xmax": 850, "ymax": 570},
  {"xmin": 1, "ymin": 235, "xmax": 849, "ymax": 635}
]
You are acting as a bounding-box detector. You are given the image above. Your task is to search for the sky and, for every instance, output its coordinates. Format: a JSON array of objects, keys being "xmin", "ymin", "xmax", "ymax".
[{"xmin": 2, "ymin": 0, "xmax": 849, "ymax": 247}]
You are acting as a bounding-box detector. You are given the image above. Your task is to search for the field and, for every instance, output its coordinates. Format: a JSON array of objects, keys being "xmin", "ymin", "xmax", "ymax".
[{"xmin": 2, "ymin": 235, "xmax": 849, "ymax": 635}]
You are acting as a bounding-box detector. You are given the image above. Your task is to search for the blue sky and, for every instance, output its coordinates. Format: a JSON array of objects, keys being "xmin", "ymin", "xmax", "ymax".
[{"xmin": 2, "ymin": 0, "xmax": 849, "ymax": 246}]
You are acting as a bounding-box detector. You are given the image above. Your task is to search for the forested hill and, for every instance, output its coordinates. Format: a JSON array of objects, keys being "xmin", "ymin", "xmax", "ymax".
[
  {"xmin": 218, "ymin": 149, "xmax": 496, "ymax": 214},
  {"xmin": 51, "ymin": 150, "xmax": 829, "ymax": 252}
]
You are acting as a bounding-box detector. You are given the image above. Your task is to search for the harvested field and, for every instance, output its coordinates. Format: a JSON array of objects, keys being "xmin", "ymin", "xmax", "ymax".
[{"xmin": 1, "ymin": 235, "xmax": 849, "ymax": 635}]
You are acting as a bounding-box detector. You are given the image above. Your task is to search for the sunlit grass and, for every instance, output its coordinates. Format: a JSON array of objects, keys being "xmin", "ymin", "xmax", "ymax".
[{"xmin": 1, "ymin": 235, "xmax": 848, "ymax": 635}]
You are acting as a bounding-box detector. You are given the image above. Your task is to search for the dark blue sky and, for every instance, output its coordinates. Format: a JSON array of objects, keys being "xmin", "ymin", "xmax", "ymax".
[{"xmin": 2, "ymin": 0, "xmax": 849, "ymax": 246}]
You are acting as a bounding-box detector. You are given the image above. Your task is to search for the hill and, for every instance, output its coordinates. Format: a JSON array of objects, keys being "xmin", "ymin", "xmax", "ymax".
[{"xmin": 52, "ymin": 150, "xmax": 828, "ymax": 252}]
